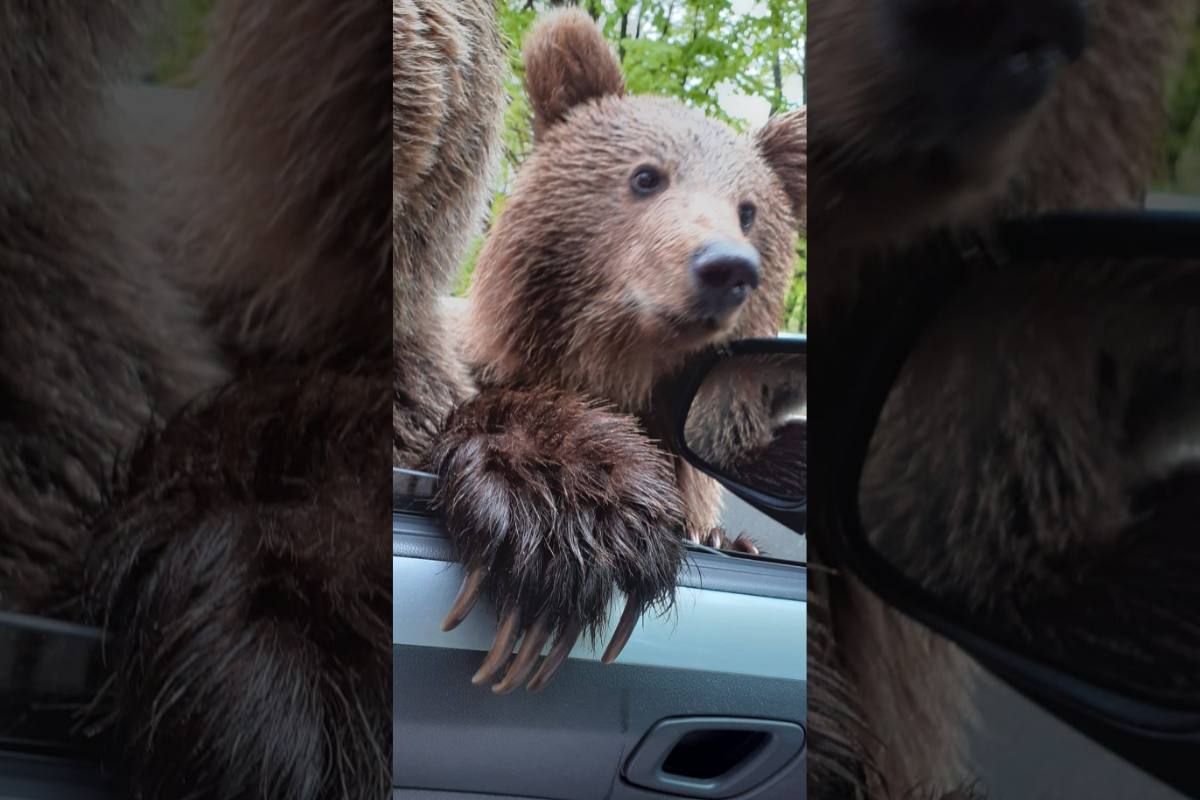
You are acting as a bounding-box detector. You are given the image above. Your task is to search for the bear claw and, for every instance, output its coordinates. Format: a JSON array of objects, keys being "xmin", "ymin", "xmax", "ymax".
[
  {"xmin": 600, "ymin": 594, "xmax": 643, "ymax": 664},
  {"xmin": 491, "ymin": 614, "xmax": 553, "ymax": 694},
  {"xmin": 442, "ymin": 564, "xmax": 488, "ymax": 632},
  {"xmin": 527, "ymin": 619, "xmax": 583, "ymax": 692},
  {"xmin": 443, "ymin": 569, "xmax": 641, "ymax": 689},
  {"xmin": 470, "ymin": 606, "xmax": 523, "ymax": 686},
  {"xmin": 701, "ymin": 526, "xmax": 762, "ymax": 556}
]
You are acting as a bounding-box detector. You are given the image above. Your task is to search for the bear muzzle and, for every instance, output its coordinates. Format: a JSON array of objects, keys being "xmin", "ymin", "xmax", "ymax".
[{"xmin": 690, "ymin": 240, "xmax": 762, "ymax": 320}]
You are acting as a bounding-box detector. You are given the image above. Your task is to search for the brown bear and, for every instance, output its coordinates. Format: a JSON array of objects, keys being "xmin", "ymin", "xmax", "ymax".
[
  {"xmin": 394, "ymin": 0, "xmax": 506, "ymax": 468},
  {"xmin": 426, "ymin": 8, "xmax": 805, "ymax": 694},
  {"xmin": 0, "ymin": 1, "xmax": 227, "ymax": 618},
  {"xmin": 2, "ymin": 1, "xmax": 396, "ymax": 797},
  {"xmin": 806, "ymin": 0, "xmax": 1197, "ymax": 797}
]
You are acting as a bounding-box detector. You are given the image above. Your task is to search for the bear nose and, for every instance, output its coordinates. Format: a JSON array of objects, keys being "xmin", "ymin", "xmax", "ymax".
[
  {"xmin": 895, "ymin": 0, "xmax": 1088, "ymax": 116},
  {"xmin": 691, "ymin": 240, "xmax": 761, "ymax": 317}
]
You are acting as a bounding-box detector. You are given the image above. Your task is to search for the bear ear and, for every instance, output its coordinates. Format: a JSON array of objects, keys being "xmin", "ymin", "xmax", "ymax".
[
  {"xmin": 756, "ymin": 108, "xmax": 806, "ymax": 225},
  {"xmin": 523, "ymin": 9, "xmax": 626, "ymax": 140}
]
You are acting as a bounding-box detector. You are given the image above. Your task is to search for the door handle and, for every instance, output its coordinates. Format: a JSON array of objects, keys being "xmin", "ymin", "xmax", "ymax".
[{"xmin": 623, "ymin": 716, "xmax": 806, "ymax": 798}]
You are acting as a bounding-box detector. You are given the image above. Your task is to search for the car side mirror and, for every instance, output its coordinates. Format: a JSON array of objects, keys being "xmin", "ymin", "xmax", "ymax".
[
  {"xmin": 817, "ymin": 211, "xmax": 1200, "ymax": 798},
  {"xmin": 674, "ymin": 335, "xmax": 806, "ymax": 535}
]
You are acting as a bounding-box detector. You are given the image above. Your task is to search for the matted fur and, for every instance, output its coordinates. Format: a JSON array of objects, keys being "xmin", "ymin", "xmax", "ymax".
[
  {"xmin": 393, "ymin": 0, "xmax": 505, "ymax": 467},
  {"xmin": 429, "ymin": 387, "xmax": 686, "ymax": 641},
  {"xmin": 435, "ymin": 9, "xmax": 805, "ymax": 682},
  {"xmin": 90, "ymin": 0, "xmax": 392, "ymax": 795},
  {"xmin": 807, "ymin": 0, "xmax": 1197, "ymax": 797},
  {"xmin": 164, "ymin": 0, "xmax": 392, "ymax": 369},
  {"xmin": 1, "ymin": 0, "xmax": 393, "ymax": 797},
  {"xmin": 524, "ymin": 8, "xmax": 629, "ymax": 141},
  {"xmin": 757, "ymin": 110, "xmax": 808, "ymax": 224},
  {"xmin": 87, "ymin": 371, "xmax": 390, "ymax": 800},
  {"xmin": 0, "ymin": 3, "xmax": 226, "ymax": 615}
]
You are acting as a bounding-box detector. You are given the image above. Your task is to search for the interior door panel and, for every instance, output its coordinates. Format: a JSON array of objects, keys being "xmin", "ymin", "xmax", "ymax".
[
  {"xmin": 0, "ymin": 754, "xmax": 110, "ymax": 800},
  {"xmin": 394, "ymin": 474, "xmax": 807, "ymax": 800}
]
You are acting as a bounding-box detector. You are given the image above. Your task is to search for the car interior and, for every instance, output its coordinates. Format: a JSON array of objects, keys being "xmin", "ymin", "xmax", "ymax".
[{"xmin": 0, "ymin": 612, "xmax": 112, "ymax": 799}]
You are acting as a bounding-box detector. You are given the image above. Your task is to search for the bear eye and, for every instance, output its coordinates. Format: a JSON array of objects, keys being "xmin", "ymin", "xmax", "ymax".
[
  {"xmin": 739, "ymin": 202, "xmax": 757, "ymax": 233},
  {"xmin": 630, "ymin": 165, "xmax": 667, "ymax": 197}
]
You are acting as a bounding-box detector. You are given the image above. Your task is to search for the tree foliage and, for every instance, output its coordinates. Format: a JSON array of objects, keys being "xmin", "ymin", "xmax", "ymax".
[
  {"xmin": 1158, "ymin": 21, "xmax": 1200, "ymax": 194},
  {"xmin": 146, "ymin": 0, "xmax": 214, "ymax": 86},
  {"xmin": 464, "ymin": 0, "xmax": 807, "ymax": 333}
]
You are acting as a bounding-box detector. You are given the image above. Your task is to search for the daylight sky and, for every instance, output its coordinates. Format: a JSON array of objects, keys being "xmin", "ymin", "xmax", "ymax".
[{"xmin": 720, "ymin": 0, "xmax": 804, "ymax": 127}]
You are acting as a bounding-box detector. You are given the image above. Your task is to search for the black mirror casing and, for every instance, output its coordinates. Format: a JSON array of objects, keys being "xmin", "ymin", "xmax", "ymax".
[
  {"xmin": 814, "ymin": 211, "xmax": 1200, "ymax": 798},
  {"xmin": 672, "ymin": 335, "xmax": 807, "ymax": 536}
]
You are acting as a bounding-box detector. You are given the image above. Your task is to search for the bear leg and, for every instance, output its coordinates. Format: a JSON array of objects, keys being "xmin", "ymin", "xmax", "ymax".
[
  {"xmin": 427, "ymin": 385, "xmax": 688, "ymax": 693},
  {"xmin": 84, "ymin": 370, "xmax": 390, "ymax": 800}
]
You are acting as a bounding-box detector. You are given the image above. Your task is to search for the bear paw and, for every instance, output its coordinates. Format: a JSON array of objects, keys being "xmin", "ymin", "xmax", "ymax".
[
  {"xmin": 427, "ymin": 386, "xmax": 687, "ymax": 693},
  {"xmin": 690, "ymin": 526, "xmax": 762, "ymax": 556},
  {"xmin": 85, "ymin": 370, "xmax": 391, "ymax": 799}
]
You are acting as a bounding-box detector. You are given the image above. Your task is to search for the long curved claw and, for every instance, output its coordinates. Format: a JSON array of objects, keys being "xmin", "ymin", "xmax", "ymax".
[
  {"xmin": 704, "ymin": 527, "xmax": 725, "ymax": 548},
  {"xmin": 685, "ymin": 527, "xmax": 702, "ymax": 545},
  {"xmin": 442, "ymin": 565, "xmax": 487, "ymax": 632},
  {"xmin": 732, "ymin": 534, "xmax": 760, "ymax": 556},
  {"xmin": 527, "ymin": 620, "xmax": 583, "ymax": 693},
  {"xmin": 471, "ymin": 608, "xmax": 522, "ymax": 685},
  {"xmin": 492, "ymin": 615, "xmax": 552, "ymax": 695},
  {"xmin": 601, "ymin": 594, "xmax": 642, "ymax": 664}
]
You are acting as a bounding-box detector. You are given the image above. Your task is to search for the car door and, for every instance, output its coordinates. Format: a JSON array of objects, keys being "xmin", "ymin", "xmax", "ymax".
[
  {"xmin": 393, "ymin": 468, "xmax": 807, "ymax": 800},
  {"xmin": 0, "ymin": 612, "xmax": 112, "ymax": 800}
]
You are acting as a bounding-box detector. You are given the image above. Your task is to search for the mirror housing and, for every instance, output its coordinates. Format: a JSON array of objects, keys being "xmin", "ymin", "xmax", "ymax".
[
  {"xmin": 673, "ymin": 335, "xmax": 807, "ymax": 535},
  {"xmin": 816, "ymin": 210, "xmax": 1200, "ymax": 798}
]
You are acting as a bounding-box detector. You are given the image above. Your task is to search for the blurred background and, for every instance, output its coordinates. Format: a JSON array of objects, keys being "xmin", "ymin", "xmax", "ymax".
[
  {"xmin": 142, "ymin": 0, "xmax": 211, "ymax": 86},
  {"xmin": 1158, "ymin": 20, "xmax": 1200, "ymax": 195}
]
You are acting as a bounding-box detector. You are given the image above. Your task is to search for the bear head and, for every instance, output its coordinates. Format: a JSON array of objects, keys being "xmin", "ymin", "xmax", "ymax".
[{"xmin": 464, "ymin": 8, "xmax": 804, "ymax": 408}]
